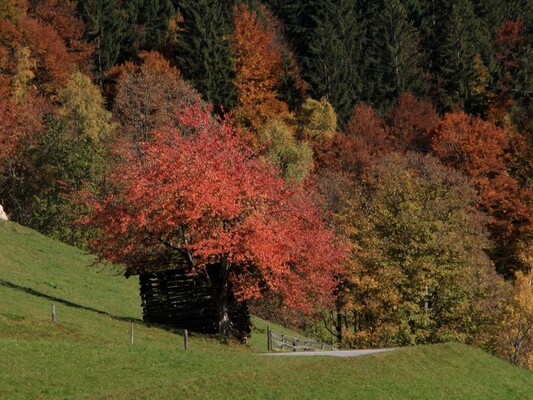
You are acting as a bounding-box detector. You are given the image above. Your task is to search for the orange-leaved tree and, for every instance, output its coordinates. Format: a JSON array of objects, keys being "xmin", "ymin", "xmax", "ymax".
[
  {"xmin": 0, "ymin": 0, "xmax": 91, "ymax": 98},
  {"xmin": 231, "ymin": 3, "xmax": 289, "ymax": 134},
  {"xmin": 431, "ymin": 112, "xmax": 533, "ymax": 275},
  {"xmin": 80, "ymin": 103, "xmax": 347, "ymax": 337}
]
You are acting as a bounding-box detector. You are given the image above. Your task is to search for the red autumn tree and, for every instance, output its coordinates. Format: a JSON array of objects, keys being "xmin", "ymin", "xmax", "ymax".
[
  {"xmin": 0, "ymin": 0, "xmax": 91, "ymax": 98},
  {"xmin": 388, "ymin": 92, "xmax": 440, "ymax": 151},
  {"xmin": 431, "ymin": 112, "xmax": 533, "ymax": 275},
  {"xmin": 32, "ymin": 0, "xmax": 92, "ymax": 69},
  {"xmin": 316, "ymin": 102, "xmax": 393, "ymax": 175},
  {"xmin": 0, "ymin": 91, "xmax": 45, "ymax": 166},
  {"xmin": 80, "ymin": 103, "xmax": 346, "ymax": 336},
  {"xmin": 231, "ymin": 3, "xmax": 289, "ymax": 134}
]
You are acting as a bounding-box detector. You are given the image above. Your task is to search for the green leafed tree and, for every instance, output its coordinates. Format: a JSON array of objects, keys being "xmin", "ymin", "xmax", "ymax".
[
  {"xmin": 30, "ymin": 71, "xmax": 114, "ymax": 244},
  {"xmin": 430, "ymin": 0, "xmax": 492, "ymax": 111},
  {"xmin": 335, "ymin": 152, "xmax": 503, "ymax": 348},
  {"xmin": 260, "ymin": 119, "xmax": 313, "ymax": 183},
  {"xmin": 297, "ymin": 97, "xmax": 337, "ymax": 141},
  {"xmin": 78, "ymin": 0, "xmax": 131, "ymax": 76},
  {"xmin": 57, "ymin": 71, "xmax": 114, "ymax": 142},
  {"xmin": 302, "ymin": 0, "xmax": 364, "ymax": 124},
  {"xmin": 78, "ymin": 0, "xmax": 174, "ymax": 78}
]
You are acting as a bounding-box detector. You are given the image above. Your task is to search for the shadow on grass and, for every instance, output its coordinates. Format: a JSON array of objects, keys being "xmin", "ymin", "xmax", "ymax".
[
  {"xmin": 0, "ymin": 279, "xmax": 234, "ymax": 341},
  {"xmin": 0, "ymin": 279, "xmax": 144, "ymax": 324}
]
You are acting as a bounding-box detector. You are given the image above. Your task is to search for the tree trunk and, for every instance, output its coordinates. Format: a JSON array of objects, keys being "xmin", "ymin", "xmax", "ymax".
[
  {"xmin": 336, "ymin": 298, "xmax": 343, "ymax": 344},
  {"xmin": 217, "ymin": 257, "xmax": 232, "ymax": 338}
]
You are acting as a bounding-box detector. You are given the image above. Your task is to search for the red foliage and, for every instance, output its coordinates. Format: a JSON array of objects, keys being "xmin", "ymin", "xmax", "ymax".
[
  {"xmin": 0, "ymin": 2, "xmax": 90, "ymax": 98},
  {"xmin": 495, "ymin": 20, "xmax": 524, "ymax": 72},
  {"xmin": 490, "ymin": 20, "xmax": 526, "ymax": 121},
  {"xmin": 0, "ymin": 91, "xmax": 47, "ymax": 165},
  {"xmin": 316, "ymin": 103, "xmax": 393, "ymax": 175},
  {"xmin": 388, "ymin": 93, "xmax": 439, "ymax": 150},
  {"xmin": 81, "ymin": 104, "xmax": 346, "ymax": 312},
  {"xmin": 431, "ymin": 112, "xmax": 532, "ymax": 270},
  {"xmin": 32, "ymin": 0, "xmax": 93, "ymax": 69}
]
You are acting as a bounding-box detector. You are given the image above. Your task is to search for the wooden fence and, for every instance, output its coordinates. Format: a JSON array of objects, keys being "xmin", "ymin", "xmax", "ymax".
[{"xmin": 267, "ymin": 326, "xmax": 337, "ymax": 352}]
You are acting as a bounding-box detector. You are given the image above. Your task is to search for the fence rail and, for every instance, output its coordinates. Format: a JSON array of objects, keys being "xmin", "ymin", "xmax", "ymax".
[{"xmin": 267, "ymin": 326, "xmax": 337, "ymax": 352}]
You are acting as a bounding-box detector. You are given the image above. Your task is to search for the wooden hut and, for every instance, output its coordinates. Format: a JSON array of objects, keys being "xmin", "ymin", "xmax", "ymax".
[{"xmin": 127, "ymin": 253, "xmax": 251, "ymax": 339}]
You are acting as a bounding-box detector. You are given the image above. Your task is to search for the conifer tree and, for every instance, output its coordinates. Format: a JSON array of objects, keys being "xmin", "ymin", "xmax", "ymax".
[
  {"xmin": 302, "ymin": 0, "xmax": 364, "ymax": 124},
  {"xmin": 431, "ymin": 0, "xmax": 492, "ymax": 110},
  {"xmin": 78, "ymin": 0, "xmax": 131, "ymax": 76},
  {"xmin": 364, "ymin": 0, "xmax": 425, "ymax": 108},
  {"xmin": 265, "ymin": 0, "xmax": 363, "ymax": 124},
  {"xmin": 78, "ymin": 0, "xmax": 174, "ymax": 78},
  {"xmin": 175, "ymin": 0, "xmax": 235, "ymax": 110}
]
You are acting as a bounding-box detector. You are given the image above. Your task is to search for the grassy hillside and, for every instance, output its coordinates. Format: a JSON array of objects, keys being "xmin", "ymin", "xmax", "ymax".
[{"xmin": 1, "ymin": 220, "xmax": 532, "ymax": 399}]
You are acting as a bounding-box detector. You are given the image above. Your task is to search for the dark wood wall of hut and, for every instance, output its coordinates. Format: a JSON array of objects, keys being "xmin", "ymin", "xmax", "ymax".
[{"xmin": 139, "ymin": 265, "xmax": 251, "ymax": 339}]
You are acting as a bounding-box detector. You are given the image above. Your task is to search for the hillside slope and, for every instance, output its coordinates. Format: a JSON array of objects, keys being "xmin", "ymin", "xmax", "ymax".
[{"xmin": 1, "ymin": 220, "xmax": 532, "ymax": 400}]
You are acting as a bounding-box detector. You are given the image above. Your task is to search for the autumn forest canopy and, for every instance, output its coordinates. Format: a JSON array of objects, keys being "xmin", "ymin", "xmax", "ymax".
[{"xmin": 1, "ymin": 0, "xmax": 533, "ymax": 368}]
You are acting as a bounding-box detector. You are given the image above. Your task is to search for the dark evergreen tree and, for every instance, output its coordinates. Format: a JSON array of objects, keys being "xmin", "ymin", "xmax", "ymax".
[
  {"xmin": 174, "ymin": 0, "xmax": 236, "ymax": 110},
  {"xmin": 264, "ymin": 0, "xmax": 365, "ymax": 124},
  {"xmin": 428, "ymin": 0, "xmax": 492, "ymax": 111},
  {"xmin": 363, "ymin": 0, "xmax": 425, "ymax": 109},
  {"xmin": 277, "ymin": 51, "xmax": 307, "ymax": 111},
  {"xmin": 78, "ymin": 0, "xmax": 131, "ymax": 76},
  {"xmin": 472, "ymin": 0, "xmax": 533, "ymax": 35},
  {"xmin": 78, "ymin": 0, "xmax": 174, "ymax": 78},
  {"xmin": 302, "ymin": 0, "xmax": 364, "ymax": 124},
  {"xmin": 508, "ymin": 0, "xmax": 533, "ymax": 113},
  {"xmin": 124, "ymin": 0, "xmax": 175, "ymax": 61},
  {"xmin": 262, "ymin": 1, "xmax": 309, "ymax": 54}
]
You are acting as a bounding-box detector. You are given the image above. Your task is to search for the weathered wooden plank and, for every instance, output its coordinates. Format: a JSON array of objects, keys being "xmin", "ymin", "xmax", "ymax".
[{"xmin": 139, "ymin": 265, "xmax": 251, "ymax": 338}]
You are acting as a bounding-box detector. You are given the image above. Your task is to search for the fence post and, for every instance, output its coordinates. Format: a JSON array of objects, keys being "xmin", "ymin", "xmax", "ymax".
[
  {"xmin": 51, "ymin": 304, "xmax": 56, "ymax": 323},
  {"xmin": 267, "ymin": 325, "xmax": 271, "ymax": 352},
  {"xmin": 184, "ymin": 329, "xmax": 188, "ymax": 351},
  {"xmin": 130, "ymin": 322, "xmax": 134, "ymax": 345}
]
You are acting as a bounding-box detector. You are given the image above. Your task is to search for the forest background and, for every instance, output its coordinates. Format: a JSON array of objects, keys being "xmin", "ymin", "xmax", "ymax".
[{"xmin": 1, "ymin": 0, "xmax": 533, "ymax": 369}]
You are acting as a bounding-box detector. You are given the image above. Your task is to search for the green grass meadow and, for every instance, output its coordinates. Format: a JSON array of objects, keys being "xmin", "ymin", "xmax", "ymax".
[{"xmin": 1, "ymin": 220, "xmax": 533, "ymax": 399}]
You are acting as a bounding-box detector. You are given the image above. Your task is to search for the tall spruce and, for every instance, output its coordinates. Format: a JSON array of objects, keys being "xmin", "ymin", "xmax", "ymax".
[
  {"xmin": 429, "ymin": 0, "xmax": 492, "ymax": 111},
  {"xmin": 78, "ymin": 0, "xmax": 129, "ymax": 76},
  {"xmin": 78, "ymin": 0, "xmax": 174, "ymax": 79},
  {"xmin": 363, "ymin": 0, "xmax": 425, "ymax": 108},
  {"xmin": 304, "ymin": 0, "xmax": 364, "ymax": 124},
  {"xmin": 265, "ymin": 0, "xmax": 364, "ymax": 124},
  {"xmin": 174, "ymin": 0, "xmax": 236, "ymax": 110},
  {"xmin": 123, "ymin": 0, "xmax": 175, "ymax": 61}
]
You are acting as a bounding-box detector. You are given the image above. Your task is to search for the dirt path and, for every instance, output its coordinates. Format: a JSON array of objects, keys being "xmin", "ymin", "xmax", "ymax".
[{"xmin": 263, "ymin": 349, "xmax": 396, "ymax": 357}]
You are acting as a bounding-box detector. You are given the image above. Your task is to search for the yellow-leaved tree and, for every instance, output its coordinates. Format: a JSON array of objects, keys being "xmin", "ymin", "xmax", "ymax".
[{"xmin": 499, "ymin": 271, "xmax": 533, "ymax": 369}]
